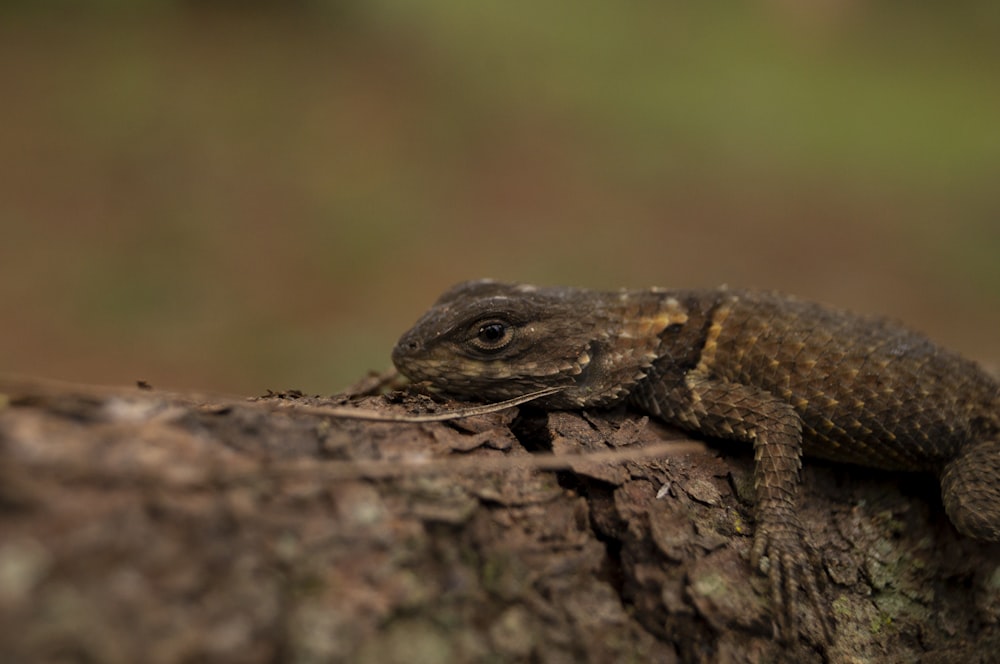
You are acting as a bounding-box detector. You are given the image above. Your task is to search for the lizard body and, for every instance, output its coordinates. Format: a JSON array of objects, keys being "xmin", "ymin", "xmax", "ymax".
[{"xmin": 391, "ymin": 280, "xmax": 1000, "ymax": 639}]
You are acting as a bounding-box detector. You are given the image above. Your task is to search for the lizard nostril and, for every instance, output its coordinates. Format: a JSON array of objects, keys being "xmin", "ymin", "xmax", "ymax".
[{"xmin": 393, "ymin": 338, "xmax": 421, "ymax": 359}]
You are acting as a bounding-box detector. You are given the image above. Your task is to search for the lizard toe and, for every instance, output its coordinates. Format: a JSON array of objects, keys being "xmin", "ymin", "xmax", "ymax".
[{"xmin": 753, "ymin": 518, "xmax": 833, "ymax": 644}]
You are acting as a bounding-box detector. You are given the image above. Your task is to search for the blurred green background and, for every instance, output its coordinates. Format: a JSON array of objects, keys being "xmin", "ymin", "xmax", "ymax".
[{"xmin": 1, "ymin": 2, "xmax": 998, "ymax": 394}]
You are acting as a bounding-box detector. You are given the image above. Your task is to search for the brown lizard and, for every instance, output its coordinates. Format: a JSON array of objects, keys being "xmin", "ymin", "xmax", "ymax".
[{"xmin": 391, "ymin": 279, "xmax": 1000, "ymax": 641}]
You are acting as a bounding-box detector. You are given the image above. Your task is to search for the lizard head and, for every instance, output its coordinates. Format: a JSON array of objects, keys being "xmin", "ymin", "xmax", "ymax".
[{"xmin": 392, "ymin": 279, "xmax": 681, "ymax": 408}]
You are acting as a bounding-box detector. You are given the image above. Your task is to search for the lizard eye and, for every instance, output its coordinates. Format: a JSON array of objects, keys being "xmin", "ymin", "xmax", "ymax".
[{"xmin": 469, "ymin": 320, "xmax": 514, "ymax": 352}]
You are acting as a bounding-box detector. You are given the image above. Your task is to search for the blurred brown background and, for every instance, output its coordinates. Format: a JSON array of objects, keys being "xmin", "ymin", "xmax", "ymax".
[{"xmin": 1, "ymin": 2, "xmax": 997, "ymax": 395}]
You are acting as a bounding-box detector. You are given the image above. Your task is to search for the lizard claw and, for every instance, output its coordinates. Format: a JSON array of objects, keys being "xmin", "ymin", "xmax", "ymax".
[{"xmin": 751, "ymin": 516, "xmax": 833, "ymax": 644}]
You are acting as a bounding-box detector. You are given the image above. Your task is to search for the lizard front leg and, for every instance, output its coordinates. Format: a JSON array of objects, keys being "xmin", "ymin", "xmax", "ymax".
[{"xmin": 631, "ymin": 372, "xmax": 831, "ymax": 642}]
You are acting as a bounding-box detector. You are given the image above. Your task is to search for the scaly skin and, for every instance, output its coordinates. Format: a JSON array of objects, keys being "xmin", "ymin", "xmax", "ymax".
[{"xmin": 392, "ymin": 280, "xmax": 1000, "ymax": 641}]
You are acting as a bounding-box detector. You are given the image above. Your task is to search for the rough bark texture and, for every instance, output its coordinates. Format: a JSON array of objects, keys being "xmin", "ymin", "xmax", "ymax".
[{"xmin": 1, "ymin": 377, "xmax": 998, "ymax": 663}]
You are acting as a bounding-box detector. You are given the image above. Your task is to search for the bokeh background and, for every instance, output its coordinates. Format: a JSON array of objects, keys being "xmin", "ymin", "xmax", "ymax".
[{"xmin": 2, "ymin": 2, "xmax": 998, "ymax": 395}]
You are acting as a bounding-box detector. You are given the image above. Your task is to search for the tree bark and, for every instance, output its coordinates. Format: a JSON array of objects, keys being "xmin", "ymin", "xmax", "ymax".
[{"xmin": 0, "ymin": 376, "xmax": 997, "ymax": 663}]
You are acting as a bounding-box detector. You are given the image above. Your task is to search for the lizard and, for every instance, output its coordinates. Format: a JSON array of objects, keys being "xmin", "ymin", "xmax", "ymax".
[{"xmin": 390, "ymin": 279, "xmax": 1000, "ymax": 641}]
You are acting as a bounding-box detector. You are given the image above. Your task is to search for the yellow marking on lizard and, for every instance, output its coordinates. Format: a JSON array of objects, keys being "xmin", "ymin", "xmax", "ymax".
[
  {"xmin": 696, "ymin": 300, "xmax": 733, "ymax": 374},
  {"xmin": 620, "ymin": 297, "xmax": 689, "ymax": 341}
]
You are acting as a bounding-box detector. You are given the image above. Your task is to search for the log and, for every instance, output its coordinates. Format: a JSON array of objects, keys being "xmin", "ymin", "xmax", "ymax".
[{"xmin": 0, "ymin": 375, "xmax": 997, "ymax": 663}]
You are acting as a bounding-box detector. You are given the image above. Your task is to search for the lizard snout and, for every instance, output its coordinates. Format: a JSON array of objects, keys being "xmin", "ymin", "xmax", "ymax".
[{"xmin": 391, "ymin": 331, "xmax": 424, "ymax": 374}]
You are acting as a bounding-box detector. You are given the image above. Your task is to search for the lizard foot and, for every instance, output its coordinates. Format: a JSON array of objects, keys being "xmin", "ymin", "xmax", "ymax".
[{"xmin": 751, "ymin": 515, "xmax": 833, "ymax": 644}]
